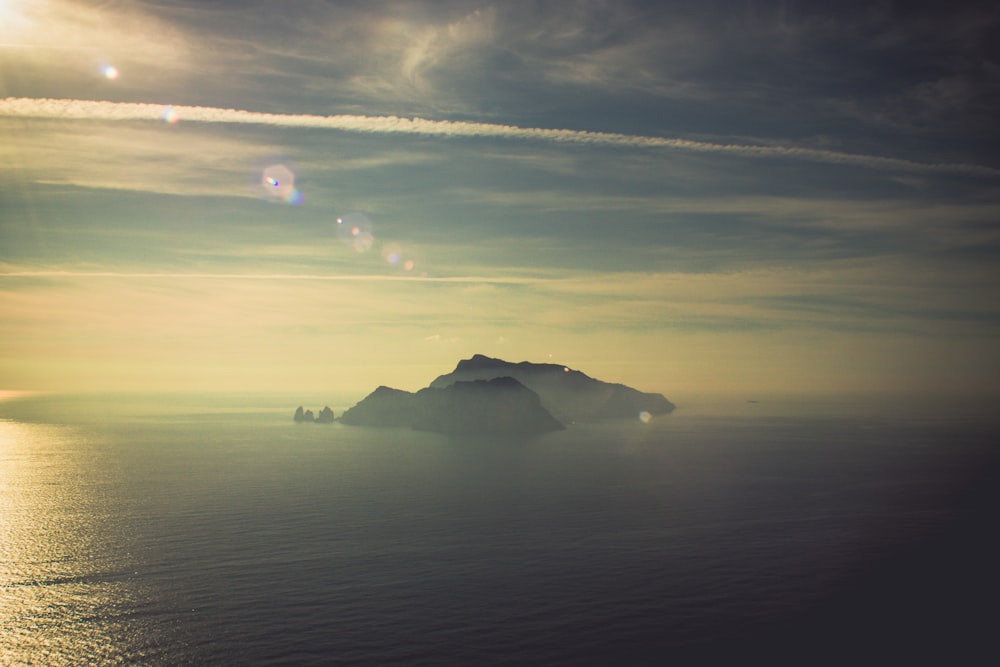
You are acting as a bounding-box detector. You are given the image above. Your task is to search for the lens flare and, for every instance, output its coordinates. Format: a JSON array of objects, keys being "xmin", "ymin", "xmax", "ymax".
[
  {"xmin": 102, "ymin": 65, "xmax": 119, "ymax": 80},
  {"xmin": 258, "ymin": 164, "xmax": 298, "ymax": 204},
  {"xmin": 336, "ymin": 212, "xmax": 374, "ymax": 252},
  {"xmin": 160, "ymin": 106, "xmax": 179, "ymax": 124},
  {"xmin": 639, "ymin": 411, "xmax": 652, "ymax": 424},
  {"xmin": 381, "ymin": 242, "xmax": 402, "ymax": 266}
]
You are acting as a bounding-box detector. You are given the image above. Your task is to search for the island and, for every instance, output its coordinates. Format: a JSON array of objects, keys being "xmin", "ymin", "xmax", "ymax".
[{"xmin": 336, "ymin": 355, "xmax": 675, "ymax": 434}]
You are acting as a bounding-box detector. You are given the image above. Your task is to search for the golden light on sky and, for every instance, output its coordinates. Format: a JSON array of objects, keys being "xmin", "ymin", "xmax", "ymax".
[
  {"xmin": 1, "ymin": 0, "xmax": 998, "ymax": 400},
  {"xmin": 3, "ymin": 7, "xmax": 1000, "ymax": 667},
  {"xmin": 0, "ymin": 1, "xmax": 28, "ymax": 35}
]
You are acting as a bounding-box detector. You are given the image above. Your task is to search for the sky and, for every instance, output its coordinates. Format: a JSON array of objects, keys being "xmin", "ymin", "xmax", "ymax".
[{"xmin": 1, "ymin": 0, "xmax": 999, "ymax": 399}]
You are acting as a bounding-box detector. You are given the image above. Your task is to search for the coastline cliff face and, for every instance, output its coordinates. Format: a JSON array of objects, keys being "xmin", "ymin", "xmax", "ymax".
[
  {"xmin": 412, "ymin": 377, "xmax": 564, "ymax": 434},
  {"xmin": 428, "ymin": 354, "xmax": 675, "ymax": 423},
  {"xmin": 338, "ymin": 387, "xmax": 418, "ymax": 428},
  {"xmin": 340, "ymin": 378, "xmax": 564, "ymax": 434}
]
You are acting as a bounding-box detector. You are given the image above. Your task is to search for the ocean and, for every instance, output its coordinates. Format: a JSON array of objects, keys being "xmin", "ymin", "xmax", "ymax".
[{"xmin": 1, "ymin": 392, "xmax": 997, "ymax": 665}]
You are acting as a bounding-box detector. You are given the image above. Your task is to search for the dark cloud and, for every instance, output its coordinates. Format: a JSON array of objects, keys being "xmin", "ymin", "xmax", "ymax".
[{"xmin": 11, "ymin": 0, "xmax": 986, "ymax": 169}]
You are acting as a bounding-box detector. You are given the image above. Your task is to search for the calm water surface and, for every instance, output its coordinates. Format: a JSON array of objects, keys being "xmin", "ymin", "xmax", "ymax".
[{"xmin": 1, "ymin": 393, "xmax": 997, "ymax": 665}]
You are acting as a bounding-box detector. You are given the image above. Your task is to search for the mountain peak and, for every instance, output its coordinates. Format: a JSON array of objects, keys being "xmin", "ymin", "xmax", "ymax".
[
  {"xmin": 457, "ymin": 354, "xmax": 509, "ymax": 369},
  {"xmin": 455, "ymin": 354, "xmax": 567, "ymax": 374},
  {"xmin": 432, "ymin": 355, "xmax": 673, "ymax": 423}
]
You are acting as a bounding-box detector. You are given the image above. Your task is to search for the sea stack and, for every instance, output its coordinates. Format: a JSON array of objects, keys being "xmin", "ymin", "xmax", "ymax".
[{"xmin": 294, "ymin": 406, "xmax": 335, "ymax": 423}]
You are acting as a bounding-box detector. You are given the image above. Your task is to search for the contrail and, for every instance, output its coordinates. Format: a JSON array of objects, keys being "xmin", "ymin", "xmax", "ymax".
[
  {"xmin": 2, "ymin": 97, "xmax": 998, "ymax": 177},
  {"xmin": 0, "ymin": 269, "xmax": 541, "ymax": 284}
]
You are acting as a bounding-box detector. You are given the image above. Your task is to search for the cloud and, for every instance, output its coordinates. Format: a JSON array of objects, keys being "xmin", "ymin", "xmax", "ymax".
[
  {"xmin": 3, "ymin": 97, "xmax": 998, "ymax": 177},
  {"xmin": 400, "ymin": 7, "xmax": 498, "ymax": 88},
  {"xmin": 423, "ymin": 333, "xmax": 463, "ymax": 344},
  {"xmin": 0, "ymin": 120, "xmax": 279, "ymax": 197},
  {"xmin": 445, "ymin": 188, "xmax": 1000, "ymax": 232},
  {"xmin": 6, "ymin": 253, "xmax": 994, "ymax": 339}
]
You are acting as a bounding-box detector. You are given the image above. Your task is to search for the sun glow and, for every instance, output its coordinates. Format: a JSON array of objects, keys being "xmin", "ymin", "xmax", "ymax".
[
  {"xmin": 0, "ymin": 0, "xmax": 192, "ymax": 82},
  {"xmin": 0, "ymin": 0, "xmax": 33, "ymax": 42},
  {"xmin": 0, "ymin": 389, "xmax": 37, "ymax": 403}
]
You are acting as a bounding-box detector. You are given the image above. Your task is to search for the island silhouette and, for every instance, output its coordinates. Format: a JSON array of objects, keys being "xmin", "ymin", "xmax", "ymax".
[
  {"xmin": 293, "ymin": 406, "xmax": 335, "ymax": 423},
  {"xmin": 330, "ymin": 354, "xmax": 674, "ymax": 434}
]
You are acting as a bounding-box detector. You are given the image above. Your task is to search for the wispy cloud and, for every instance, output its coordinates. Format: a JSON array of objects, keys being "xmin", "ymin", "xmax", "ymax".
[
  {"xmin": 446, "ymin": 188, "xmax": 1000, "ymax": 231},
  {"xmin": 0, "ymin": 120, "xmax": 278, "ymax": 197},
  {"xmin": 4, "ymin": 97, "xmax": 998, "ymax": 177}
]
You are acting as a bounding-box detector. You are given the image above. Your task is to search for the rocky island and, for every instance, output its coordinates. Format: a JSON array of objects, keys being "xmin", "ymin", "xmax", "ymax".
[
  {"xmin": 337, "ymin": 355, "xmax": 674, "ymax": 434},
  {"xmin": 293, "ymin": 406, "xmax": 335, "ymax": 423}
]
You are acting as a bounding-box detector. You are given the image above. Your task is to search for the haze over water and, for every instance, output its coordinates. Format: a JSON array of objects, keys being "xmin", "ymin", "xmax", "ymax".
[
  {"xmin": 3, "ymin": 1, "xmax": 999, "ymax": 663},
  {"xmin": 2, "ymin": 392, "xmax": 996, "ymax": 665}
]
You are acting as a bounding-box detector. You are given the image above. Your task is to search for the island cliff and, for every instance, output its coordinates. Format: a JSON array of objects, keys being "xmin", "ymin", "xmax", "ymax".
[
  {"xmin": 337, "ymin": 355, "xmax": 674, "ymax": 434},
  {"xmin": 340, "ymin": 377, "xmax": 564, "ymax": 434}
]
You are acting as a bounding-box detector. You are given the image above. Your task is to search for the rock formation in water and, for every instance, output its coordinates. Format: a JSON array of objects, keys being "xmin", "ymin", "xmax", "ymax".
[
  {"xmin": 340, "ymin": 377, "xmax": 564, "ymax": 434},
  {"xmin": 295, "ymin": 406, "xmax": 335, "ymax": 423},
  {"xmin": 428, "ymin": 354, "xmax": 674, "ymax": 423}
]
